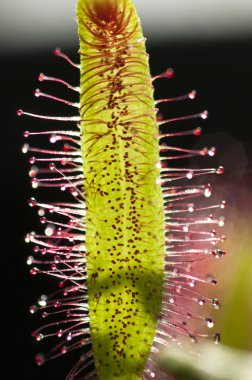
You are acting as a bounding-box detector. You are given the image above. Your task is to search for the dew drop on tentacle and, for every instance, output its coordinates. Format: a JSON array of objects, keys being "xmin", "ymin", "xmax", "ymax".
[
  {"xmin": 28, "ymin": 198, "xmax": 37, "ymax": 207},
  {"xmin": 29, "ymin": 165, "xmax": 39, "ymax": 178},
  {"xmin": 214, "ymin": 333, "xmax": 221, "ymax": 344},
  {"xmin": 35, "ymin": 353, "xmax": 45, "ymax": 366},
  {"xmin": 212, "ymin": 298, "xmax": 220, "ymax": 310},
  {"xmin": 205, "ymin": 317, "xmax": 214, "ymax": 329},
  {"xmin": 198, "ymin": 298, "xmax": 205, "ymax": 306},
  {"xmin": 17, "ymin": 109, "xmax": 23, "ymax": 116},
  {"xmin": 30, "ymin": 267, "xmax": 39, "ymax": 276},
  {"xmin": 29, "ymin": 157, "xmax": 36, "ymax": 164},
  {"xmin": 44, "ymin": 224, "xmax": 55, "ymax": 237},
  {"xmin": 29, "ymin": 305, "xmax": 37, "ymax": 314},
  {"xmin": 38, "ymin": 295, "xmax": 48, "ymax": 307},
  {"xmin": 22, "ymin": 143, "xmax": 29, "ymax": 154},
  {"xmin": 26, "ymin": 256, "xmax": 35, "ymax": 267}
]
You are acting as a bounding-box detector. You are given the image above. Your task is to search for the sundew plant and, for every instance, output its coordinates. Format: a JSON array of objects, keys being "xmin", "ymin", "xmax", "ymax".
[{"xmin": 18, "ymin": 0, "xmax": 226, "ymax": 379}]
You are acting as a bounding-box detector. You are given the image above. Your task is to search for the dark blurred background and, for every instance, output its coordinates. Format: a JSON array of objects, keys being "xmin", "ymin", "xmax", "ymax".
[{"xmin": 1, "ymin": 0, "xmax": 252, "ymax": 378}]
